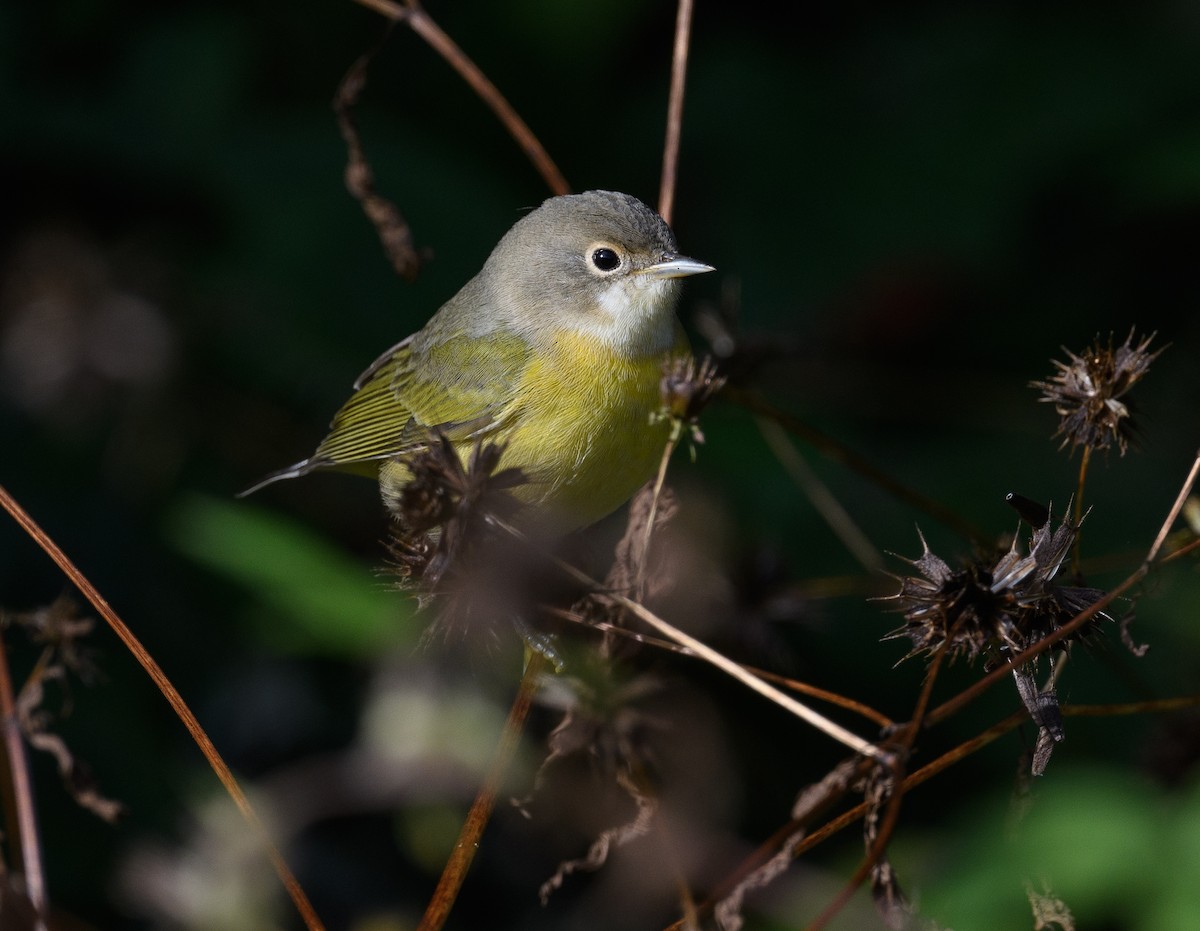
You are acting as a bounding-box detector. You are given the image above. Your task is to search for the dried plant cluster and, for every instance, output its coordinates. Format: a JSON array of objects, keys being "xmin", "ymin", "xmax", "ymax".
[
  {"xmin": 883, "ymin": 504, "xmax": 1106, "ymax": 666},
  {"xmin": 1031, "ymin": 329, "xmax": 1164, "ymax": 455},
  {"xmin": 0, "ymin": 1, "xmax": 1191, "ymax": 921},
  {"xmin": 348, "ymin": 325, "xmax": 1184, "ymax": 929},
  {"xmin": 4, "ymin": 253, "xmax": 1194, "ymax": 931}
]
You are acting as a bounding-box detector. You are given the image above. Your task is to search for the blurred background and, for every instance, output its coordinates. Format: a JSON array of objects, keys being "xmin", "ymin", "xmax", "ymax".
[{"xmin": 3, "ymin": 1, "xmax": 1200, "ymax": 928}]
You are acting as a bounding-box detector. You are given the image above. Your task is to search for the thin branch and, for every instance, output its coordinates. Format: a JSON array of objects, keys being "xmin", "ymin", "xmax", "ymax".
[
  {"xmin": 663, "ymin": 695, "xmax": 1200, "ymax": 931},
  {"xmin": 1146, "ymin": 451, "xmax": 1200, "ymax": 565},
  {"xmin": 543, "ymin": 606, "xmax": 895, "ymax": 729},
  {"xmin": 757, "ymin": 416, "xmax": 883, "ymax": 573},
  {"xmin": 0, "ymin": 485, "xmax": 326, "ymax": 931},
  {"xmin": 335, "ymin": 32, "xmax": 424, "ymax": 281},
  {"xmin": 351, "ymin": 0, "xmax": 569, "ymax": 195},
  {"xmin": 493, "ymin": 517, "xmax": 889, "ymax": 761},
  {"xmin": 1062, "ymin": 695, "xmax": 1200, "ymax": 717},
  {"xmin": 1071, "ymin": 446, "xmax": 1091, "ymax": 574},
  {"xmin": 926, "ymin": 575, "xmax": 1136, "ymax": 728},
  {"xmin": 636, "ymin": 430, "xmax": 683, "ymax": 595},
  {"xmin": 0, "ymin": 636, "xmax": 46, "ymax": 931},
  {"xmin": 418, "ymin": 652, "xmax": 545, "ymax": 930},
  {"xmin": 658, "ymin": 0, "xmax": 696, "ymax": 225},
  {"xmin": 1161, "ymin": 534, "xmax": 1200, "ymax": 565},
  {"xmin": 732, "ymin": 388, "xmax": 990, "ymax": 547},
  {"xmin": 807, "ymin": 637, "xmax": 948, "ymax": 929}
]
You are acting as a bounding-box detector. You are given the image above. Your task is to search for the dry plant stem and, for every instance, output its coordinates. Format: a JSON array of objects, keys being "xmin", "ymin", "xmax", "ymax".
[
  {"xmin": 335, "ymin": 34, "xmax": 423, "ymax": 282},
  {"xmin": 1147, "ymin": 451, "xmax": 1200, "ymax": 564},
  {"xmin": 798, "ymin": 695, "xmax": 1200, "ymax": 860},
  {"xmin": 1161, "ymin": 534, "xmax": 1200, "ymax": 564},
  {"xmin": 663, "ymin": 697, "xmax": 1200, "ymax": 931},
  {"xmin": 417, "ymin": 651, "xmax": 546, "ymax": 931},
  {"xmin": 601, "ymin": 587, "xmax": 887, "ymax": 759},
  {"xmin": 0, "ymin": 485, "xmax": 326, "ymax": 931},
  {"xmin": 496, "ymin": 519, "xmax": 888, "ymax": 761},
  {"xmin": 807, "ymin": 638, "xmax": 948, "ymax": 930},
  {"xmin": 0, "ymin": 636, "xmax": 46, "ymax": 930},
  {"xmin": 678, "ymin": 712, "xmax": 1010, "ymax": 931},
  {"xmin": 542, "ymin": 607, "xmax": 895, "ymax": 729},
  {"xmin": 660, "ymin": 757, "xmax": 881, "ymax": 931},
  {"xmin": 352, "ymin": 0, "xmax": 569, "ymax": 195},
  {"xmin": 732, "ymin": 389, "xmax": 989, "ymax": 547},
  {"xmin": 658, "ymin": 0, "xmax": 696, "ymax": 225},
  {"xmin": 757, "ymin": 416, "xmax": 883, "ymax": 573},
  {"xmin": 928, "ymin": 574, "xmax": 1131, "ymax": 728},
  {"xmin": 748, "ymin": 667, "xmax": 894, "ymax": 730},
  {"xmin": 1063, "ymin": 695, "xmax": 1200, "ymax": 716},
  {"xmin": 636, "ymin": 431, "xmax": 681, "ymax": 594},
  {"xmin": 1072, "ymin": 445, "xmax": 1092, "ymax": 574}
]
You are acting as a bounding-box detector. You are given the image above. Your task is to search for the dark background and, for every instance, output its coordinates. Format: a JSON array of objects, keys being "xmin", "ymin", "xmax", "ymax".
[{"xmin": 3, "ymin": 2, "xmax": 1200, "ymax": 929}]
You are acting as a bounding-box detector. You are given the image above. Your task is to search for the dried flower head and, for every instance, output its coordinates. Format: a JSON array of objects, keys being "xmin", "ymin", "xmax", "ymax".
[
  {"xmin": 882, "ymin": 500, "xmax": 1107, "ymax": 664},
  {"xmin": 658, "ymin": 355, "xmax": 726, "ymax": 446},
  {"xmin": 1031, "ymin": 329, "xmax": 1164, "ymax": 455},
  {"xmin": 386, "ymin": 435, "xmax": 528, "ymax": 641},
  {"xmin": 526, "ymin": 656, "xmax": 667, "ymax": 904},
  {"xmin": 535, "ymin": 655, "xmax": 667, "ymax": 777}
]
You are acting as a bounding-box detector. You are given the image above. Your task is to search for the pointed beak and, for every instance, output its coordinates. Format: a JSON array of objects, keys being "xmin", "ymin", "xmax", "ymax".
[{"xmin": 638, "ymin": 255, "xmax": 715, "ymax": 280}]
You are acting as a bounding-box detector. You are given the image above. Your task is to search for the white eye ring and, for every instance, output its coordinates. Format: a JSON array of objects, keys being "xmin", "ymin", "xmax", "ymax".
[{"xmin": 586, "ymin": 243, "xmax": 623, "ymax": 275}]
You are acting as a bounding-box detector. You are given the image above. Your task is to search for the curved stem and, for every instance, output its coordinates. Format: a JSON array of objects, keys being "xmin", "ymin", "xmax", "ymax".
[
  {"xmin": 0, "ymin": 636, "xmax": 46, "ymax": 929},
  {"xmin": 417, "ymin": 651, "xmax": 546, "ymax": 930}
]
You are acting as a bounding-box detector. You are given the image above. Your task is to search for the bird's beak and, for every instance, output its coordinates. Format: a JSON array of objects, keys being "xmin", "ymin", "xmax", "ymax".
[{"xmin": 638, "ymin": 255, "xmax": 715, "ymax": 280}]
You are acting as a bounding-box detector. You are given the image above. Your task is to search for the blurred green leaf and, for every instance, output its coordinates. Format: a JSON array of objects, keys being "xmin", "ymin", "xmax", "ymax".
[
  {"xmin": 916, "ymin": 767, "xmax": 1200, "ymax": 931},
  {"xmin": 166, "ymin": 495, "xmax": 413, "ymax": 655}
]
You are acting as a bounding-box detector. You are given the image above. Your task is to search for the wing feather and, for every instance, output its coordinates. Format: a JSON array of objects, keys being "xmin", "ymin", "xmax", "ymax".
[
  {"xmin": 240, "ymin": 329, "xmax": 532, "ymax": 496},
  {"xmin": 312, "ymin": 329, "xmax": 530, "ymax": 467}
]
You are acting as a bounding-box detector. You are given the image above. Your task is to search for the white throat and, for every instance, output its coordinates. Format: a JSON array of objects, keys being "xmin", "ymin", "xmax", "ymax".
[{"xmin": 588, "ymin": 277, "xmax": 680, "ymax": 356}]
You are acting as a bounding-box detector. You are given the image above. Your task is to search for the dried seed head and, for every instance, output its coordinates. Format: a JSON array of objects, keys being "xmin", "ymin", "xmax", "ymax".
[
  {"xmin": 881, "ymin": 500, "xmax": 1108, "ymax": 664},
  {"xmin": 659, "ymin": 355, "xmax": 726, "ymax": 438},
  {"xmin": 1031, "ymin": 330, "xmax": 1164, "ymax": 456},
  {"xmin": 385, "ymin": 435, "xmax": 528, "ymax": 641}
]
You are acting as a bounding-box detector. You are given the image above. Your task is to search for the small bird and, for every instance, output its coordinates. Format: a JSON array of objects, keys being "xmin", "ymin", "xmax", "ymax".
[{"xmin": 245, "ymin": 190, "xmax": 713, "ymax": 531}]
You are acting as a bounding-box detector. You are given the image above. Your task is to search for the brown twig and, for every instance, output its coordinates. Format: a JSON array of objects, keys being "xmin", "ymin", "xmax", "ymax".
[
  {"xmin": 732, "ymin": 388, "xmax": 990, "ymax": 547},
  {"xmin": 0, "ymin": 485, "xmax": 326, "ymax": 931},
  {"xmin": 335, "ymin": 31, "xmax": 424, "ymax": 282},
  {"xmin": 664, "ymin": 454, "xmax": 1200, "ymax": 931},
  {"xmin": 807, "ymin": 637, "xmax": 948, "ymax": 929},
  {"xmin": 663, "ymin": 694, "xmax": 1200, "ymax": 931},
  {"xmin": 493, "ymin": 516, "xmax": 889, "ymax": 760},
  {"xmin": 351, "ymin": 0, "xmax": 569, "ymax": 195},
  {"xmin": 542, "ymin": 605, "xmax": 895, "ymax": 730},
  {"xmin": 636, "ymin": 430, "xmax": 682, "ymax": 596},
  {"xmin": 0, "ymin": 635, "xmax": 46, "ymax": 930},
  {"xmin": 417, "ymin": 651, "xmax": 546, "ymax": 931},
  {"xmin": 1071, "ymin": 445, "xmax": 1091, "ymax": 574},
  {"xmin": 1162, "ymin": 534, "xmax": 1200, "ymax": 564},
  {"xmin": 757, "ymin": 415, "xmax": 883, "ymax": 573},
  {"xmin": 658, "ymin": 0, "xmax": 696, "ymax": 225},
  {"xmin": 1146, "ymin": 451, "xmax": 1200, "ymax": 565}
]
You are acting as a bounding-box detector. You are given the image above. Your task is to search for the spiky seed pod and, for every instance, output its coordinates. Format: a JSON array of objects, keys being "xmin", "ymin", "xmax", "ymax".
[{"xmin": 1031, "ymin": 330, "xmax": 1164, "ymax": 455}]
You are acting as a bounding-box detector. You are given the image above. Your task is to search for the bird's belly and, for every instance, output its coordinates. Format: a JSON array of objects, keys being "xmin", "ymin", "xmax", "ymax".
[{"xmin": 504, "ymin": 333, "xmax": 685, "ymax": 529}]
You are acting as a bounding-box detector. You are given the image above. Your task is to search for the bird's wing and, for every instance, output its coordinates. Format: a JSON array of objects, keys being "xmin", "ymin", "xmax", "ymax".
[
  {"xmin": 312, "ymin": 329, "xmax": 530, "ymax": 467},
  {"xmin": 238, "ymin": 330, "xmax": 531, "ymax": 496}
]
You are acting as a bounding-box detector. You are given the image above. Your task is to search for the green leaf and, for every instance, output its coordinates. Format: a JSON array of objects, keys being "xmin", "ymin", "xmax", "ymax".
[{"xmin": 166, "ymin": 495, "xmax": 413, "ymax": 655}]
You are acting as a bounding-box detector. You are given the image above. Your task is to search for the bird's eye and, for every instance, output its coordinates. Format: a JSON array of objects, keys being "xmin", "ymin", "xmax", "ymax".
[{"xmin": 590, "ymin": 247, "xmax": 621, "ymax": 272}]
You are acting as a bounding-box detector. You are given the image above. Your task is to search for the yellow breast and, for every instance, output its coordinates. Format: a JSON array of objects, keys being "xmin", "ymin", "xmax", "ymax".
[{"xmin": 501, "ymin": 328, "xmax": 688, "ymax": 529}]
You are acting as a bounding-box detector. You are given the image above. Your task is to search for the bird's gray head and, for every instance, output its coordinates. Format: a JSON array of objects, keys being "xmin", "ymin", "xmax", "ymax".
[{"xmin": 481, "ymin": 190, "xmax": 713, "ymax": 354}]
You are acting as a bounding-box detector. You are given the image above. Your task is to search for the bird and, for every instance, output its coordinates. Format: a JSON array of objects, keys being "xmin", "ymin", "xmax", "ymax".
[{"xmin": 244, "ymin": 190, "xmax": 713, "ymax": 532}]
